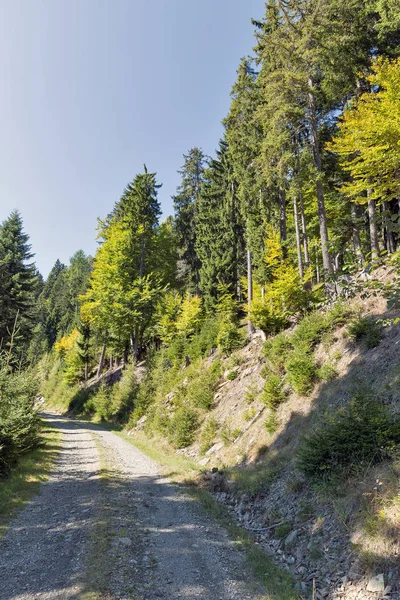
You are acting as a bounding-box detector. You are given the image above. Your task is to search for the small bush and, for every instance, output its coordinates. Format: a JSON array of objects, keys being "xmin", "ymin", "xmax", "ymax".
[
  {"xmin": 0, "ymin": 369, "xmax": 41, "ymax": 477},
  {"xmin": 348, "ymin": 317, "xmax": 382, "ymax": 348},
  {"xmin": 298, "ymin": 395, "xmax": 400, "ymax": 480},
  {"xmin": 245, "ymin": 384, "xmax": 258, "ymax": 404},
  {"xmin": 168, "ymin": 406, "xmax": 199, "ymax": 448},
  {"xmin": 226, "ymin": 370, "xmax": 238, "ymax": 381},
  {"xmin": 318, "ymin": 362, "xmax": 338, "ymax": 382},
  {"xmin": 262, "ymin": 375, "xmax": 285, "ymax": 409},
  {"xmin": 109, "ymin": 365, "xmax": 139, "ymax": 423},
  {"xmin": 285, "ymin": 353, "xmax": 317, "ymax": 395},
  {"xmin": 200, "ymin": 417, "xmax": 219, "ymax": 454},
  {"xmin": 263, "ymin": 334, "xmax": 292, "ymax": 374},
  {"xmin": 291, "ymin": 312, "xmax": 328, "ymax": 353},
  {"xmin": 187, "ymin": 361, "xmax": 220, "ymax": 409},
  {"xmin": 265, "ymin": 412, "xmax": 278, "ymax": 434},
  {"xmin": 217, "ymin": 321, "xmax": 245, "ymax": 355}
]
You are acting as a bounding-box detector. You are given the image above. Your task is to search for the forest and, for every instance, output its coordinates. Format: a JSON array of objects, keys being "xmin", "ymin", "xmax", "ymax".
[{"xmin": 1, "ymin": 0, "xmax": 400, "ymax": 475}]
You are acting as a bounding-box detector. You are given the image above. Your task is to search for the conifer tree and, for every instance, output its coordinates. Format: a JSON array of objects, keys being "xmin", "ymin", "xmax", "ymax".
[
  {"xmin": 196, "ymin": 139, "xmax": 245, "ymax": 308},
  {"xmin": 173, "ymin": 148, "xmax": 206, "ymax": 292},
  {"xmin": 0, "ymin": 211, "xmax": 38, "ymax": 359}
]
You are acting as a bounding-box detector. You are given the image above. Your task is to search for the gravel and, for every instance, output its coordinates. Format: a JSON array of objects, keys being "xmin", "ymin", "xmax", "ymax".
[{"xmin": 0, "ymin": 413, "xmax": 262, "ymax": 600}]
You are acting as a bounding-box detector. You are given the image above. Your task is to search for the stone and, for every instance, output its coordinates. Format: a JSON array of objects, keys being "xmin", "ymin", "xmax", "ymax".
[
  {"xmin": 285, "ymin": 529, "xmax": 298, "ymax": 547},
  {"xmin": 198, "ymin": 457, "xmax": 210, "ymax": 467},
  {"xmin": 366, "ymin": 574, "xmax": 385, "ymax": 593},
  {"xmin": 118, "ymin": 537, "xmax": 132, "ymax": 546},
  {"xmin": 205, "ymin": 442, "xmax": 224, "ymax": 456},
  {"xmin": 384, "ymin": 586, "xmax": 392, "ymax": 595}
]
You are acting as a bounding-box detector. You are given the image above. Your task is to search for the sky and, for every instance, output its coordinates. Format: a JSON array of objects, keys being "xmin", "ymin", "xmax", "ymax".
[{"xmin": 0, "ymin": 0, "xmax": 265, "ymax": 277}]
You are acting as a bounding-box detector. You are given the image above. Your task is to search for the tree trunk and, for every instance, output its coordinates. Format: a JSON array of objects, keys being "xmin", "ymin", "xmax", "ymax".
[
  {"xmin": 350, "ymin": 203, "xmax": 365, "ymax": 263},
  {"xmin": 96, "ymin": 345, "xmax": 106, "ymax": 378},
  {"xmin": 123, "ymin": 343, "xmax": 129, "ymax": 366},
  {"xmin": 247, "ymin": 249, "xmax": 255, "ymax": 336},
  {"xmin": 308, "ymin": 77, "xmax": 333, "ymax": 275},
  {"xmin": 84, "ymin": 361, "xmax": 88, "ymax": 382},
  {"xmin": 131, "ymin": 333, "xmax": 139, "ymax": 363},
  {"xmin": 383, "ymin": 200, "xmax": 395, "ymax": 254},
  {"xmin": 278, "ymin": 187, "xmax": 287, "ymax": 258},
  {"xmin": 293, "ymin": 196, "xmax": 304, "ymax": 280},
  {"xmin": 367, "ymin": 194, "xmax": 380, "ymax": 261}
]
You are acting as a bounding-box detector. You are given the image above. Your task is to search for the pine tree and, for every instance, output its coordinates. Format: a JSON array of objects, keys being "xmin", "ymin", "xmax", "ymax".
[{"xmin": 173, "ymin": 148, "xmax": 206, "ymax": 292}]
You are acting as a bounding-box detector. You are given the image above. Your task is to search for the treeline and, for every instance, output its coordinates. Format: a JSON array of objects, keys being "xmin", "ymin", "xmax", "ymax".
[{"xmin": 1, "ymin": 1, "xmax": 400, "ymax": 429}]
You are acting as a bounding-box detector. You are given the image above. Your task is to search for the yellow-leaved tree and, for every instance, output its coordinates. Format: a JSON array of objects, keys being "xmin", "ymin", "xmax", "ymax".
[{"xmin": 327, "ymin": 58, "xmax": 400, "ymax": 258}]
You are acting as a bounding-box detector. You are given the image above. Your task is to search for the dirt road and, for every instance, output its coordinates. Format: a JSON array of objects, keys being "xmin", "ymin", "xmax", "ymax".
[{"xmin": 0, "ymin": 414, "xmax": 263, "ymax": 600}]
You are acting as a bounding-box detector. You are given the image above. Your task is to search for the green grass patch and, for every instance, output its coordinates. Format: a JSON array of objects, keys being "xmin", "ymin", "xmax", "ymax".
[{"xmin": 0, "ymin": 421, "xmax": 61, "ymax": 537}]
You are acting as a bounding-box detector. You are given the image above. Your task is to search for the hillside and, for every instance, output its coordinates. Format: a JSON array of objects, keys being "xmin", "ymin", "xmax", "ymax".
[{"xmin": 41, "ymin": 260, "xmax": 400, "ymax": 600}]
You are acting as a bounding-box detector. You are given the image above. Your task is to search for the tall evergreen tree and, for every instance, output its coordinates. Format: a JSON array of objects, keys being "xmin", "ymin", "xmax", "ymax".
[
  {"xmin": 196, "ymin": 139, "xmax": 245, "ymax": 308},
  {"xmin": 0, "ymin": 211, "xmax": 38, "ymax": 360},
  {"xmin": 173, "ymin": 148, "xmax": 206, "ymax": 292}
]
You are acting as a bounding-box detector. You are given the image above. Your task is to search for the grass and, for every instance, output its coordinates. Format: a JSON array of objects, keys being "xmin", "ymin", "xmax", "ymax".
[
  {"xmin": 118, "ymin": 429, "xmax": 298, "ymax": 600},
  {"xmin": 81, "ymin": 432, "xmax": 117, "ymax": 599},
  {"xmin": 0, "ymin": 421, "xmax": 62, "ymax": 538}
]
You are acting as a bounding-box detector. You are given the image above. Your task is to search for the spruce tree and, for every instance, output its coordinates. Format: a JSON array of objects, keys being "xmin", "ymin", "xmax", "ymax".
[
  {"xmin": 173, "ymin": 148, "xmax": 206, "ymax": 292},
  {"xmin": 0, "ymin": 211, "xmax": 38, "ymax": 359},
  {"xmin": 196, "ymin": 139, "xmax": 245, "ymax": 308}
]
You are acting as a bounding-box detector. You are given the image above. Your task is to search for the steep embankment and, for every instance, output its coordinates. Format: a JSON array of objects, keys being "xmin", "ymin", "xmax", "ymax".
[{"xmin": 129, "ymin": 264, "xmax": 400, "ymax": 600}]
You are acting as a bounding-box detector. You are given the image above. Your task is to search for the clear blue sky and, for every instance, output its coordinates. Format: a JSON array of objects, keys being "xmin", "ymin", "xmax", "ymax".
[{"xmin": 0, "ymin": 0, "xmax": 265, "ymax": 276}]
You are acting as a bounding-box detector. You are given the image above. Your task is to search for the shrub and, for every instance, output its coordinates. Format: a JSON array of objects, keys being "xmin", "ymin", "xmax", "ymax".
[
  {"xmin": 290, "ymin": 312, "xmax": 328, "ymax": 353},
  {"xmin": 348, "ymin": 317, "xmax": 382, "ymax": 348},
  {"xmin": 285, "ymin": 353, "xmax": 317, "ymax": 395},
  {"xmin": 265, "ymin": 412, "xmax": 278, "ymax": 434},
  {"xmin": 90, "ymin": 384, "xmax": 112, "ymax": 421},
  {"xmin": 217, "ymin": 321, "xmax": 245, "ymax": 355},
  {"xmin": 0, "ymin": 369, "xmax": 41, "ymax": 477},
  {"xmin": 109, "ymin": 365, "xmax": 139, "ymax": 423},
  {"xmin": 200, "ymin": 417, "xmax": 219, "ymax": 454},
  {"xmin": 263, "ymin": 333, "xmax": 292, "ymax": 374},
  {"xmin": 187, "ymin": 317, "xmax": 219, "ymax": 362},
  {"xmin": 297, "ymin": 395, "xmax": 400, "ymax": 480},
  {"xmin": 168, "ymin": 406, "xmax": 199, "ymax": 448},
  {"xmin": 262, "ymin": 375, "xmax": 285, "ymax": 409},
  {"xmin": 318, "ymin": 363, "xmax": 338, "ymax": 382},
  {"xmin": 187, "ymin": 361, "xmax": 220, "ymax": 409}
]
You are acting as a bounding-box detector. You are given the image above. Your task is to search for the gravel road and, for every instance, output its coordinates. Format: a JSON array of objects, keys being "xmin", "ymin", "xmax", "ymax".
[{"xmin": 0, "ymin": 413, "xmax": 264, "ymax": 600}]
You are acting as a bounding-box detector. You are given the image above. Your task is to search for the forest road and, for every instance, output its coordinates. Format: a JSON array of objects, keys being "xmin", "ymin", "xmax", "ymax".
[{"xmin": 0, "ymin": 413, "xmax": 263, "ymax": 600}]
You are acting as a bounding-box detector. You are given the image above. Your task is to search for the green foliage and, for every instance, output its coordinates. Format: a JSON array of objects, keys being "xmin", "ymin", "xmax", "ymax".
[
  {"xmin": 298, "ymin": 394, "xmax": 400, "ymax": 480},
  {"xmin": 168, "ymin": 406, "xmax": 199, "ymax": 448},
  {"xmin": 262, "ymin": 375, "xmax": 285, "ymax": 409},
  {"xmin": 285, "ymin": 353, "xmax": 317, "ymax": 396},
  {"xmin": 186, "ymin": 361, "xmax": 220, "ymax": 409},
  {"xmin": 0, "ymin": 211, "xmax": 39, "ymax": 363},
  {"xmin": 348, "ymin": 317, "xmax": 383, "ymax": 348},
  {"xmin": 0, "ymin": 368, "xmax": 41, "ymax": 477},
  {"xmin": 318, "ymin": 363, "xmax": 338, "ymax": 382},
  {"xmin": 265, "ymin": 412, "xmax": 278, "ymax": 434},
  {"xmin": 85, "ymin": 384, "xmax": 112, "ymax": 421},
  {"xmin": 263, "ymin": 333, "xmax": 292, "ymax": 375},
  {"xmin": 217, "ymin": 321, "xmax": 244, "ymax": 355},
  {"xmin": 200, "ymin": 417, "xmax": 219, "ymax": 454}
]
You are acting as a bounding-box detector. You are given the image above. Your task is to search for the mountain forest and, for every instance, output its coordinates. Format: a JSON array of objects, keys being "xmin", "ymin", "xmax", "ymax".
[{"xmin": 2, "ymin": 2, "xmax": 400, "ymax": 599}]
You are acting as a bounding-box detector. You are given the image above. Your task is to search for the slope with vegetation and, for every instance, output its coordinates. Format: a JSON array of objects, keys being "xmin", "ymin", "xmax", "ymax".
[{"xmin": 2, "ymin": 1, "xmax": 400, "ymax": 598}]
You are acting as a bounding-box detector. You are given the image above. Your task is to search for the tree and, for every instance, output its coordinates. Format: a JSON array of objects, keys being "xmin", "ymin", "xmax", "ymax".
[
  {"xmin": 0, "ymin": 211, "xmax": 38, "ymax": 360},
  {"xmin": 327, "ymin": 58, "xmax": 400, "ymax": 258},
  {"xmin": 81, "ymin": 167, "xmax": 165, "ymax": 361},
  {"xmin": 196, "ymin": 139, "xmax": 245, "ymax": 308},
  {"xmin": 173, "ymin": 148, "xmax": 206, "ymax": 292}
]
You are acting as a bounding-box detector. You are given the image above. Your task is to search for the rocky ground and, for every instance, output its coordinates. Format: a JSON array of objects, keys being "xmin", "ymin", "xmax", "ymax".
[{"xmin": 0, "ymin": 413, "xmax": 263, "ymax": 600}]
